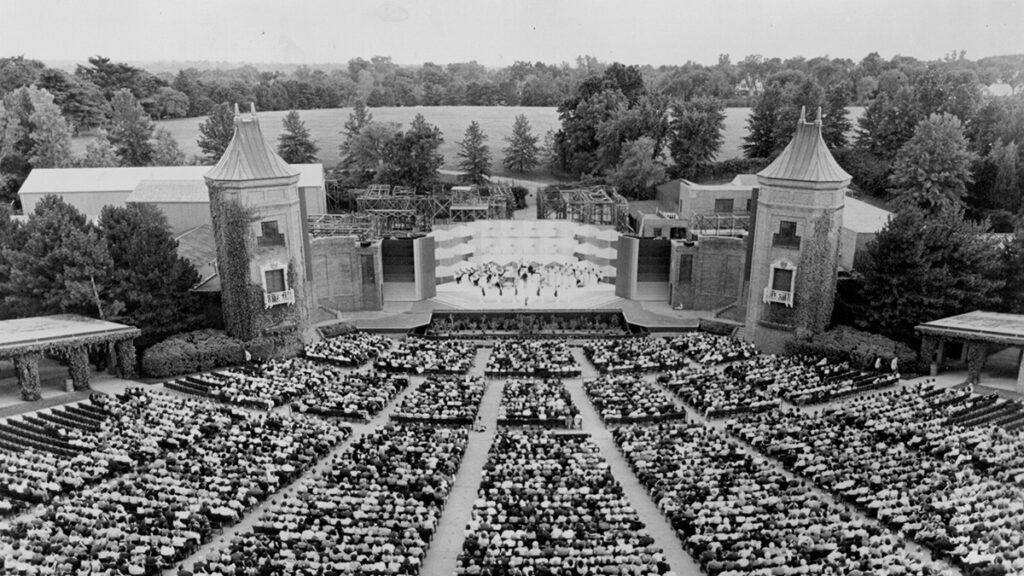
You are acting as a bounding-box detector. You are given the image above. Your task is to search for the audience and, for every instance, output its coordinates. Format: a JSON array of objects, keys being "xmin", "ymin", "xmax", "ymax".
[
  {"xmin": 305, "ymin": 331, "xmax": 393, "ymax": 367},
  {"xmin": 498, "ymin": 378, "xmax": 578, "ymax": 426},
  {"xmin": 485, "ymin": 338, "xmax": 580, "ymax": 377},
  {"xmin": 660, "ymin": 366, "xmax": 779, "ymax": 418},
  {"xmin": 189, "ymin": 423, "xmax": 467, "ymax": 576},
  {"xmin": 583, "ymin": 337, "xmax": 688, "ymax": 374},
  {"xmin": 584, "ymin": 375, "xmax": 682, "ymax": 423},
  {"xmin": 376, "ymin": 338, "xmax": 477, "ymax": 374},
  {"xmin": 393, "ymin": 376, "xmax": 487, "ymax": 424},
  {"xmin": 668, "ymin": 332, "xmax": 757, "ymax": 365},
  {"xmin": 456, "ymin": 430, "xmax": 667, "ymax": 576}
]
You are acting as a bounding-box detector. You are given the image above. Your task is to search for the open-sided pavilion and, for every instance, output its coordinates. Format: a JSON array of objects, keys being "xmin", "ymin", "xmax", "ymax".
[
  {"xmin": 917, "ymin": 310, "xmax": 1024, "ymax": 393},
  {"xmin": 0, "ymin": 315, "xmax": 140, "ymax": 401}
]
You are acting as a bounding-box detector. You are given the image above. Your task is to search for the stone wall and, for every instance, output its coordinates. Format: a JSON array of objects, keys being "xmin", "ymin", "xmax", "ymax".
[
  {"xmin": 670, "ymin": 236, "xmax": 747, "ymax": 310},
  {"xmin": 310, "ymin": 236, "xmax": 382, "ymax": 312}
]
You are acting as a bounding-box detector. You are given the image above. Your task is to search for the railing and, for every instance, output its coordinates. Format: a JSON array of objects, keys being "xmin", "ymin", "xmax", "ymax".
[
  {"xmin": 691, "ymin": 212, "xmax": 750, "ymax": 235},
  {"xmin": 257, "ymin": 233, "xmax": 285, "ymax": 247},
  {"xmin": 762, "ymin": 287, "xmax": 794, "ymax": 307},
  {"xmin": 771, "ymin": 234, "xmax": 801, "ymax": 249},
  {"xmin": 264, "ymin": 289, "xmax": 295, "ymax": 308}
]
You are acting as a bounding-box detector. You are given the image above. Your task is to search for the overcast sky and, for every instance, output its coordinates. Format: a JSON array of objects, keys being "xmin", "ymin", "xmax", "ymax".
[{"xmin": 1, "ymin": 0, "xmax": 1021, "ymax": 67}]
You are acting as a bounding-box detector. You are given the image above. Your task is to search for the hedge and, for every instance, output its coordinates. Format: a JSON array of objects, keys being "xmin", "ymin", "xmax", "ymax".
[
  {"xmin": 141, "ymin": 329, "xmax": 246, "ymax": 378},
  {"xmin": 317, "ymin": 322, "xmax": 357, "ymax": 339},
  {"xmin": 784, "ymin": 325, "xmax": 917, "ymax": 373}
]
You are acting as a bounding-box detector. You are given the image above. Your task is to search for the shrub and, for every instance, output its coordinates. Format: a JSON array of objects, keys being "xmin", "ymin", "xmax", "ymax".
[
  {"xmin": 317, "ymin": 322, "xmax": 357, "ymax": 339},
  {"xmin": 246, "ymin": 331, "xmax": 305, "ymax": 363},
  {"xmin": 141, "ymin": 329, "xmax": 246, "ymax": 378},
  {"xmin": 510, "ymin": 186, "xmax": 528, "ymax": 210},
  {"xmin": 784, "ymin": 325, "xmax": 917, "ymax": 373}
]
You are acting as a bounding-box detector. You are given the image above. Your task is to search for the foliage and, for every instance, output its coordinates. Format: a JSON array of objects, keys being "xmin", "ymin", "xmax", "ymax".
[
  {"xmin": 502, "ymin": 114, "xmax": 539, "ymax": 174},
  {"xmin": 456, "ymin": 120, "xmax": 492, "ymax": 184},
  {"xmin": 342, "ymin": 120, "xmax": 400, "ymax": 172},
  {"xmin": 316, "ymin": 322, "xmax": 356, "ymax": 339},
  {"xmin": 208, "ymin": 194, "xmax": 261, "ymax": 341},
  {"xmin": 78, "ymin": 130, "xmax": 120, "ymax": 168},
  {"xmin": 0, "ymin": 86, "xmax": 72, "ymax": 201},
  {"xmin": 889, "ymin": 113, "xmax": 976, "ymax": 214},
  {"xmin": 197, "ymin": 102, "xmax": 236, "ymax": 163},
  {"xmin": 277, "ymin": 109, "xmax": 319, "ymax": 164},
  {"xmin": 856, "ymin": 86, "xmax": 922, "ymax": 158},
  {"xmin": 152, "ymin": 86, "xmax": 190, "ymax": 119},
  {"xmin": 150, "ymin": 127, "xmax": 186, "ymax": 166},
  {"xmin": 667, "ymin": 97, "xmax": 726, "ymax": 179},
  {"xmin": 1000, "ymin": 227, "xmax": 1024, "ymax": 314},
  {"xmin": 26, "ymin": 88, "xmax": 73, "ymax": 169},
  {"xmin": 741, "ymin": 72, "xmax": 848, "ymax": 159},
  {"xmin": 609, "ymin": 137, "xmax": 665, "ymax": 199},
  {"xmin": 107, "ymin": 89, "xmax": 155, "ymax": 166},
  {"xmin": 1, "ymin": 195, "xmax": 115, "ymax": 318},
  {"xmin": 980, "ymin": 140, "xmax": 1021, "ymax": 213},
  {"xmin": 97, "ymin": 204, "xmax": 201, "ymax": 335},
  {"xmin": 784, "ymin": 325, "xmax": 917, "ymax": 373},
  {"xmin": 140, "ymin": 329, "xmax": 246, "ymax": 378},
  {"xmin": 378, "ymin": 114, "xmax": 444, "ymax": 190},
  {"xmin": 338, "ymin": 100, "xmax": 372, "ymax": 168},
  {"xmin": 830, "ymin": 147, "xmax": 890, "ymax": 196},
  {"xmin": 853, "ymin": 207, "xmax": 1004, "ymax": 344}
]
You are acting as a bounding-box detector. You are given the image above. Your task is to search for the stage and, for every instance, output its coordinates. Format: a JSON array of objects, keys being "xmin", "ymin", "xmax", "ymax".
[{"xmin": 431, "ymin": 279, "xmax": 622, "ymax": 311}]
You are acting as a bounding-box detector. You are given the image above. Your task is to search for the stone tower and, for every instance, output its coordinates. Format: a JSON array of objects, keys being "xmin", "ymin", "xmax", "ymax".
[
  {"xmin": 744, "ymin": 107, "xmax": 851, "ymax": 352},
  {"xmin": 204, "ymin": 104, "xmax": 312, "ymax": 341}
]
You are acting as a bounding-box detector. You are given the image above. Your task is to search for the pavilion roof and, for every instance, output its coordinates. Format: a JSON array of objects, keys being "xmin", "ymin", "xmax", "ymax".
[
  {"xmin": 758, "ymin": 107, "xmax": 851, "ymax": 186},
  {"xmin": 204, "ymin": 104, "xmax": 299, "ymax": 183}
]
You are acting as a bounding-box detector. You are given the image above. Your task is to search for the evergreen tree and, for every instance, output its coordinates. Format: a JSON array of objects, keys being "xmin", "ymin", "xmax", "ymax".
[
  {"xmin": 610, "ymin": 137, "xmax": 665, "ymax": 199},
  {"xmin": 151, "ymin": 127, "xmax": 186, "ymax": 166},
  {"xmin": 197, "ymin": 102, "xmax": 236, "ymax": 163},
  {"xmin": 742, "ymin": 83, "xmax": 784, "ymax": 158},
  {"xmin": 856, "ymin": 86, "xmax": 922, "ymax": 158},
  {"xmin": 854, "ymin": 207, "xmax": 1003, "ymax": 344},
  {"xmin": 107, "ymin": 89, "xmax": 155, "ymax": 167},
  {"xmin": 985, "ymin": 140, "xmax": 1021, "ymax": 213},
  {"xmin": 667, "ymin": 97, "xmax": 725, "ymax": 179},
  {"xmin": 1, "ymin": 195, "xmax": 114, "ymax": 318},
  {"xmin": 78, "ymin": 130, "xmax": 119, "ymax": 167},
  {"xmin": 889, "ymin": 113, "xmax": 976, "ymax": 214},
  {"xmin": 339, "ymin": 100, "xmax": 372, "ymax": 168},
  {"xmin": 821, "ymin": 83, "xmax": 852, "ymax": 149},
  {"xmin": 502, "ymin": 114, "xmax": 539, "ymax": 174},
  {"xmin": 456, "ymin": 121, "xmax": 492, "ymax": 184},
  {"xmin": 98, "ymin": 204, "xmax": 201, "ymax": 334},
  {"xmin": 277, "ymin": 110, "xmax": 319, "ymax": 164},
  {"xmin": 345, "ymin": 121, "xmax": 401, "ymax": 173}
]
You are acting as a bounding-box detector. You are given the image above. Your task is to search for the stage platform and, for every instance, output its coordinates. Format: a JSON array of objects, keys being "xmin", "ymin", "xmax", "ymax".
[{"xmin": 432, "ymin": 281, "xmax": 622, "ymax": 311}]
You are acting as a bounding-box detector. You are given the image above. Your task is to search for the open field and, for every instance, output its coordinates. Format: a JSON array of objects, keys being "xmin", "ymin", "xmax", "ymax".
[{"xmin": 72, "ymin": 106, "xmax": 863, "ymax": 176}]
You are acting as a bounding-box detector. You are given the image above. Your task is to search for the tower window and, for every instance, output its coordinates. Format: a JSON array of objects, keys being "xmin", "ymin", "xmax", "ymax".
[
  {"xmin": 258, "ymin": 220, "xmax": 285, "ymax": 247},
  {"xmin": 262, "ymin": 266, "xmax": 294, "ymax": 308},
  {"xmin": 771, "ymin": 268, "xmax": 794, "ymax": 292},
  {"xmin": 772, "ymin": 220, "xmax": 801, "ymax": 249},
  {"xmin": 714, "ymin": 198, "xmax": 734, "ymax": 213},
  {"xmin": 763, "ymin": 260, "xmax": 796, "ymax": 307},
  {"xmin": 264, "ymin": 268, "xmax": 286, "ymax": 293}
]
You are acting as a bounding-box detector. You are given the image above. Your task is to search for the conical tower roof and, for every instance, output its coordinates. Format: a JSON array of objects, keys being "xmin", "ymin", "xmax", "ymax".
[
  {"xmin": 204, "ymin": 103, "xmax": 299, "ymax": 184},
  {"xmin": 757, "ymin": 107, "xmax": 851, "ymax": 187}
]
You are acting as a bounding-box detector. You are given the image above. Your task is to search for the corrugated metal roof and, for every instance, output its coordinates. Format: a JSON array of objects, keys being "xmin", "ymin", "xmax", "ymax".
[
  {"xmin": 127, "ymin": 180, "xmax": 209, "ymax": 204},
  {"xmin": 204, "ymin": 107, "xmax": 299, "ymax": 183},
  {"xmin": 758, "ymin": 109, "xmax": 851, "ymax": 185},
  {"xmin": 19, "ymin": 164, "xmax": 322, "ymax": 195}
]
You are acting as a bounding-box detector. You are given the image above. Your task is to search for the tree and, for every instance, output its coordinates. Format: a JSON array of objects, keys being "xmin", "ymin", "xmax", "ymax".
[
  {"xmin": 97, "ymin": 204, "xmax": 200, "ymax": 334},
  {"xmin": 502, "ymin": 114, "xmax": 540, "ymax": 174},
  {"xmin": 379, "ymin": 114, "xmax": 444, "ymax": 190},
  {"xmin": 344, "ymin": 121, "xmax": 401, "ymax": 173},
  {"xmin": 151, "ymin": 127, "xmax": 186, "ymax": 166},
  {"xmin": 152, "ymin": 86, "xmax": 190, "ymax": 119},
  {"xmin": 27, "ymin": 89, "xmax": 73, "ymax": 169},
  {"xmin": 667, "ymin": 97, "xmax": 725, "ymax": 179},
  {"xmin": 78, "ymin": 130, "xmax": 119, "ymax": 168},
  {"xmin": 339, "ymin": 100, "xmax": 373, "ymax": 168},
  {"xmin": 1, "ymin": 195, "xmax": 115, "ymax": 318},
  {"xmin": 609, "ymin": 137, "xmax": 665, "ymax": 199},
  {"xmin": 197, "ymin": 102, "xmax": 236, "ymax": 163},
  {"xmin": 854, "ymin": 207, "xmax": 1003, "ymax": 344},
  {"xmin": 742, "ymin": 83, "xmax": 784, "ymax": 158},
  {"xmin": 456, "ymin": 121, "xmax": 492, "ymax": 184},
  {"xmin": 107, "ymin": 89, "xmax": 155, "ymax": 166},
  {"xmin": 277, "ymin": 110, "xmax": 319, "ymax": 164},
  {"xmin": 889, "ymin": 113, "xmax": 976, "ymax": 214},
  {"xmin": 1000, "ymin": 225, "xmax": 1024, "ymax": 313},
  {"xmin": 856, "ymin": 86, "xmax": 922, "ymax": 158}
]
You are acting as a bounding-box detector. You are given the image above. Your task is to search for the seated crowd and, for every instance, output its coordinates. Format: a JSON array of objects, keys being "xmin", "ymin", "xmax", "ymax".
[
  {"xmin": 724, "ymin": 355, "xmax": 898, "ymax": 405},
  {"xmin": 498, "ymin": 378, "xmax": 578, "ymax": 426},
  {"xmin": 375, "ymin": 338, "xmax": 477, "ymax": 374},
  {"xmin": 668, "ymin": 333, "xmax": 757, "ymax": 365},
  {"xmin": 582, "ymin": 338, "xmax": 688, "ymax": 374},
  {"xmin": 660, "ymin": 366, "xmax": 779, "ymax": 418},
  {"xmin": 728, "ymin": 408, "xmax": 1024, "ymax": 575},
  {"xmin": 583, "ymin": 376, "xmax": 682, "ymax": 424},
  {"xmin": 485, "ymin": 339, "xmax": 581, "ymax": 377},
  {"xmin": 304, "ymin": 331, "xmax": 393, "ymax": 367},
  {"xmin": 824, "ymin": 384, "xmax": 1024, "ymax": 488},
  {"xmin": 456, "ymin": 430, "xmax": 670, "ymax": 576},
  {"xmin": 189, "ymin": 423, "xmax": 468, "ymax": 576},
  {"xmin": 286, "ymin": 364, "xmax": 408, "ymax": 421},
  {"xmin": 615, "ymin": 421, "xmax": 942, "ymax": 576},
  {"xmin": 1, "ymin": 388, "xmax": 349, "ymax": 575},
  {"xmin": 392, "ymin": 376, "xmax": 487, "ymax": 423}
]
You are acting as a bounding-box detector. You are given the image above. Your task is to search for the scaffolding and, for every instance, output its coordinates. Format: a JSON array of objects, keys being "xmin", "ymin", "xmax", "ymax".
[
  {"xmin": 449, "ymin": 185, "xmax": 516, "ymax": 222},
  {"xmin": 537, "ymin": 185, "xmax": 630, "ymax": 231},
  {"xmin": 691, "ymin": 212, "xmax": 750, "ymax": 236}
]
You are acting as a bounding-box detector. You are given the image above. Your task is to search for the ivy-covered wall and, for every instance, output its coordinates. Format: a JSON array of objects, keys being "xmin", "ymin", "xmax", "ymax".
[
  {"xmin": 209, "ymin": 190, "xmax": 262, "ymax": 341},
  {"xmin": 793, "ymin": 210, "xmax": 841, "ymax": 337}
]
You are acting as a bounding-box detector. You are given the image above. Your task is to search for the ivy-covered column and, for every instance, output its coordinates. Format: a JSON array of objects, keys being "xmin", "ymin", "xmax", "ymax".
[
  {"xmin": 68, "ymin": 345, "xmax": 91, "ymax": 391},
  {"xmin": 115, "ymin": 339, "xmax": 137, "ymax": 379},
  {"xmin": 965, "ymin": 341, "xmax": 988, "ymax": 385},
  {"xmin": 919, "ymin": 335, "xmax": 938, "ymax": 376},
  {"xmin": 14, "ymin": 353, "xmax": 41, "ymax": 401}
]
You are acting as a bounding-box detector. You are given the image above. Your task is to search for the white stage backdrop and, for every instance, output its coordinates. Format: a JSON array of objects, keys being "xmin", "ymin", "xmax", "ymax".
[{"xmin": 431, "ymin": 220, "xmax": 619, "ymax": 282}]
